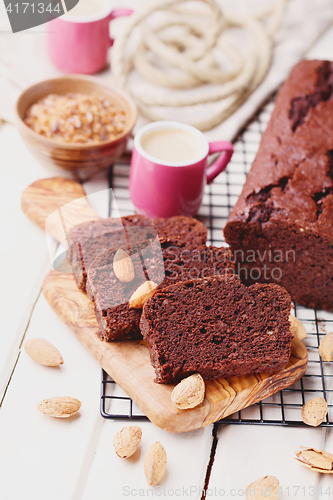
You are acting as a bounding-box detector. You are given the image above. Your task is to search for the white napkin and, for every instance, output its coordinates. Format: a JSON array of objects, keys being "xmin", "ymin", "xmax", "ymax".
[{"xmin": 0, "ymin": 0, "xmax": 332, "ymax": 142}]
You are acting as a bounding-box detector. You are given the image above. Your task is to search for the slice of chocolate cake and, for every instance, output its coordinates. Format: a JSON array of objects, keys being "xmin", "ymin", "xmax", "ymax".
[
  {"xmin": 140, "ymin": 274, "xmax": 292, "ymax": 383},
  {"xmin": 69, "ymin": 214, "xmax": 207, "ymax": 292},
  {"xmin": 224, "ymin": 60, "xmax": 333, "ymax": 310},
  {"xmin": 87, "ymin": 238, "xmax": 235, "ymax": 341}
]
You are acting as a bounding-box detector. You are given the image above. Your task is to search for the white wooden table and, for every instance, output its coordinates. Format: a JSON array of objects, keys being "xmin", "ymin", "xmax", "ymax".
[{"xmin": 1, "ymin": 28, "xmax": 333, "ymax": 500}]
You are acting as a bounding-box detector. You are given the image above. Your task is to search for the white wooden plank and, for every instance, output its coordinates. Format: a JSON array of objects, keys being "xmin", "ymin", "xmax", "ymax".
[
  {"xmin": 0, "ymin": 123, "xmax": 57, "ymax": 397},
  {"xmin": 0, "ymin": 274, "xmax": 213, "ymax": 500},
  {"xmin": 80, "ymin": 420, "xmax": 213, "ymax": 500},
  {"xmin": 0, "ymin": 292, "xmax": 103, "ymax": 500},
  {"xmin": 209, "ymin": 424, "xmax": 325, "ymax": 498},
  {"xmin": 316, "ymin": 429, "xmax": 333, "ymax": 498}
]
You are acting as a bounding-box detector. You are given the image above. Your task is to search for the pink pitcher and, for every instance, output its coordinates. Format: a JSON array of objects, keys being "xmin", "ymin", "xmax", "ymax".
[{"xmin": 48, "ymin": 3, "xmax": 132, "ymax": 74}]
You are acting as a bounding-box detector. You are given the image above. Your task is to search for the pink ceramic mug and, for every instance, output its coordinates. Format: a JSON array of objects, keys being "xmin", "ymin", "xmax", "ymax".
[
  {"xmin": 47, "ymin": 2, "xmax": 132, "ymax": 74},
  {"xmin": 130, "ymin": 121, "xmax": 233, "ymax": 218}
]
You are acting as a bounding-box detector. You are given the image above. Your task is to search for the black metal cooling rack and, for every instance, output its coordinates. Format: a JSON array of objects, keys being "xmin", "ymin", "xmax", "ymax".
[{"xmin": 100, "ymin": 94, "xmax": 333, "ymax": 427}]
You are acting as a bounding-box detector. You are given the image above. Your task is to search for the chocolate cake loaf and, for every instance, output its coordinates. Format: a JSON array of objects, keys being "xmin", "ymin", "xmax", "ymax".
[
  {"xmin": 224, "ymin": 60, "xmax": 333, "ymax": 310},
  {"xmin": 140, "ymin": 274, "xmax": 292, "ymax": 383},
  {"xmin": 87, "ymin": 238, "xmax": 235, "ymax": 341},
  {"xmin": 69, "ymin": 214, "xmax": 207, "ymax": 292}
]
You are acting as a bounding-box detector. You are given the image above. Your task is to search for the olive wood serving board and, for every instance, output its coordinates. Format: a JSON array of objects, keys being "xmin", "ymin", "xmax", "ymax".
[
  {"xmin": 21, "ymin": 177, "xmax": 101, "ymax": 246},
  {"xmin": 43, "ymin": 270, "xmax": 308, "ymax": 433}
]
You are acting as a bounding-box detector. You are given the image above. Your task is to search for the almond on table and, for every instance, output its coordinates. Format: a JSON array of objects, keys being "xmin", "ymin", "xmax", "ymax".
[
  {"xmin": 113, "ymin": 426, "xmax": 142, "ymax": 458},
  {"xmin": 24, "ymin": 338, "xmax": 63, "ymax": 367},
  {"xmin": 36, "ymin": 396, "xmax": 81, "ymax": 418},
  {"xmin": 144, "ymin": 442, "xmax": 167, "ymax": 486},
  {"xmin": 295, "ymin": 447, "xmax": 333, "ymax": 473},
  {"xmin": 245, "ymin": 476, "xmax": 279, "ymax": 499}
]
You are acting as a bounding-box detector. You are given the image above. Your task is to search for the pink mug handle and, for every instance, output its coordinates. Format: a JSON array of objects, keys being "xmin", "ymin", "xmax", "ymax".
[
  {"xmin": 109, "ymin": 9, "xmax": 133, "ymax": 47},
  {"xmin": 206, "ymin": 141, "xmax": 233, "ymax": 184}
]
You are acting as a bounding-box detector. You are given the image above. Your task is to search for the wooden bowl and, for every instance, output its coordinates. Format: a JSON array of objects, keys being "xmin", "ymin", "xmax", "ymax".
[{"xmin": 16, "ymin": 77, "xmax": 137, "ymax": 181}]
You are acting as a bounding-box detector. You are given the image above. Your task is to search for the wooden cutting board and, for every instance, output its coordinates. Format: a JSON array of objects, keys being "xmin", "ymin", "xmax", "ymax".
[
  {"xmin": 21, "ymin": 177, "xmax": 101, "ymax": 246},
  {"xmin": 23, "ymin": 178, "xmax": 308, "ymax": 433}
]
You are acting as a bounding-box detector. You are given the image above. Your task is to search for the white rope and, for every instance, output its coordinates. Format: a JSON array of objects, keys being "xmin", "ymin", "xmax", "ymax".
[{"xmin": 111, "ymin": 0, "xmax": 287, "ymax": 131}]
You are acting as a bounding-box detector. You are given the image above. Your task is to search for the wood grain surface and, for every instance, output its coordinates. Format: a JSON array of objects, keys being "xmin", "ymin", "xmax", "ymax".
[
  {"xmin": 21, "ymin": 177, "xmax": 100, "ymax": 246},
  {"xmin": 43, "ymin": 270, "xmax": 308, "ymax": 433}
]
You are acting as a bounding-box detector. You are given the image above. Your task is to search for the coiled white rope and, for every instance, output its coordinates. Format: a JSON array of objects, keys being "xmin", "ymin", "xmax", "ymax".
[{"xmin": 111, "ymin": 0, "xmax": 287, "ymax": 131}]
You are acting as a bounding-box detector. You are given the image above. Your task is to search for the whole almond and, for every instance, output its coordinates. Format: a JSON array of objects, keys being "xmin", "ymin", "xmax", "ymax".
[
  {"xmin": 113, "ymin": 249, "xmax": 135, "ymax": 283},
  {"xmin": 113, "ymin": 426, "xmax": 142, "ymax": 458},
  {"xmin": 319, "ymin": 332, "xmax": 333, "ymax": 361},
  {"xmin": 301, "ymin": 397, "xmax": 328, "ymax": 427},
  {"xmin": 24, "ymin": 338, "xmax": 63, "ymax": 367},
  {"xmin": 246, "ymin": 476, "xmax": 279, "ymax": 499},
  {"xmin": 144, "ymin": 442, "xmax": 167, "ymax": 486},
  {"xmin": 295, "ymin": 447, "xmax": 333, "ymax": 473},
  {"xmin": 171, "ymin": 373, "xmax": 205, "ymax": 409},
  {"xmin": 37, "ymin": 396, "xmax": 81, "ymax": 418},
  {"xmin": 129, "ymin": 281, "xmax": 158, "ymax": 309},
  {"xmin": 289, "ymin": 315, "xmax": 307, "ymax": 340}
]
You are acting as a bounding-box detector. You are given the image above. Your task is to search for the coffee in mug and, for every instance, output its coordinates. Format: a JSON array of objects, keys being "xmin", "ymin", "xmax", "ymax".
[
  {"xmin": 140, "ymin": 129, "xmax": 205, "ymax": 164},
  {"xmin": 130, "ymin": 121, "xmax": 234, "ymax": 218}
]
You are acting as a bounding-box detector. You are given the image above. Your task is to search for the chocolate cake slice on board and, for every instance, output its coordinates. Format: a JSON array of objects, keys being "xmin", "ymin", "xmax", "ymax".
[
  {"xmin": 87, "ymin": 238, "xmax": 235, "ymax": 341},
  {"xmin": 224, "ymin": 60, "xmax": 333, "ymax": 311},
  {"xmin": 140, "ymin": 274, "xmax": 292, "ymax": 384},
  {"xmin": 69, "ymin": 214, "xmax": 207, "ymax": 292}
]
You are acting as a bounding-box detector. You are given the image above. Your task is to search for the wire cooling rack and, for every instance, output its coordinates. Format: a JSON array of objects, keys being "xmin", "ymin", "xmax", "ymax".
[{"xmin": 101, "ymin": 94, "xmax": 333, "ymax": 427}]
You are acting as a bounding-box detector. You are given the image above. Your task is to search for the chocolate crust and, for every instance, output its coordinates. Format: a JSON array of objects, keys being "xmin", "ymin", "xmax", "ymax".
[{"xmin": 224, "ymin": 60, "xmax": 333, "ymax": 310}]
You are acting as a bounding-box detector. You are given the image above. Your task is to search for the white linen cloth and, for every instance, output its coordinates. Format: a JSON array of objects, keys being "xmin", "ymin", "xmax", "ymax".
[{"xmin": 0, "ymin": 0, "xmax": 332, "ymax": 142}]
